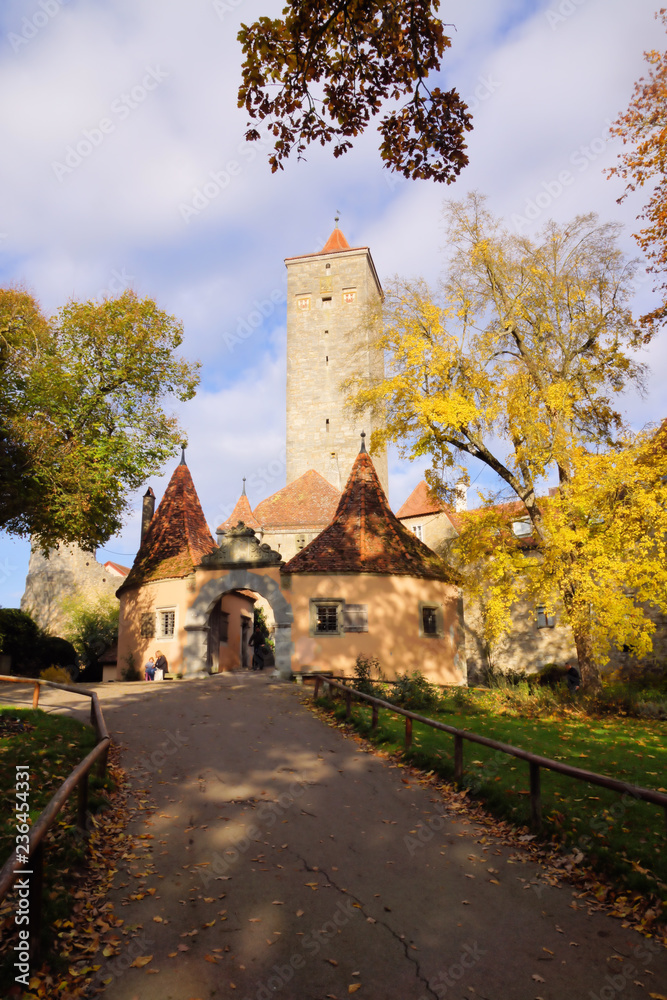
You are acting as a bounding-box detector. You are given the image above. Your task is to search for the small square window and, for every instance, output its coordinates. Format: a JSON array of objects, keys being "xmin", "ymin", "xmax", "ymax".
[
  {"xmin": 412, "ymin": 524, "xmax": 423, "ymax": 541},
  {"xmin": 157, "ymin": 608, "xmax": 176, "ymax": 639},
  {"xmin": 316, "ymin": 604, "xmax": 339, "ymax": 633},
  {"xmin": 422, "ymin": 607, "xmax": 438, "ymax": 635},
  {"xmin": 322, "ymin": 296, "xmax": 332, "ymax": 308},
  {"xmin": 537, "ymin": 605, "xmax": 555, "ymax": 629}
]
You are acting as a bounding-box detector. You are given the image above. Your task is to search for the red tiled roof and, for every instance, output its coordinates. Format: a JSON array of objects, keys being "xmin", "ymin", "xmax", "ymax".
[
  {"xmin": 283, "ymin": 450, "xmax": 457, "ymax": 581},
  {"xmin": 218, "ymin": 492, "xmax": 262, "ymax": 532},
  {"xmin": 320, "ymin": 226, "xmax": 351, "ymax": 254},
  {"xmin": 103, "ymin": 561, "xmax": 130, "ymax": 578},
  {"xmin": 118, "ymin": 461, "xmax": 216, "ymax": 592},
  {"xmin": 395, "ymin": 480, "xmax": 446, "ymax": 519},
  {"xmin": 254, "ymin": 470, "xmax": 341, "ymax": 530}
]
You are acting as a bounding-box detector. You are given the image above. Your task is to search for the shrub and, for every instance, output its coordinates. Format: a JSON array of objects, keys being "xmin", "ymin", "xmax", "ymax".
[
  {"xmin": 39, "ymin": 665, "xmax": 74, "ymax": 684},
  {"xmin": 451, "ymin": 685, "xmax": 478, "ymax": 713},
  {"xmin": 391, "ymin": 670, "xmax": 441, "ymax": 711},
  {"xmin": 353, "ymin": 655, "xmax": 384, "ymax": 696},
  {"xmin": 121, "ymin": 652, "xmax": 141, "ymax": 682},
  {"xmin": 535, "ymin": 663, "xmax": 568, "ymax": 688}
]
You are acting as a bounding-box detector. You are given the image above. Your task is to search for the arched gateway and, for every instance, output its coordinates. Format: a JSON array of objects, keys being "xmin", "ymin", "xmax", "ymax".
[{"xmin": 184, "ymin": 560, "xmax": 293, "ymax": 679}]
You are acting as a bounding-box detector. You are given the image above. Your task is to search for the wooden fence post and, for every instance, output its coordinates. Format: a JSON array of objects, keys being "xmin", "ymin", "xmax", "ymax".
[
  {"xmin": 32, "ymin": 683, "xmax": 40, "ymax": 710},
  {"xmin": 345, "ymin": 690, "xmax": 352, "ymax": 719},
  {"xmin": 314, "ymin": 677, "xmax": 321, "ymax": 700},
  {"xmin": 454, "ymin": 734, "xmax": 463, "ymax": 783},
  {"xmin": 530, "ymin": 762, "xmax": 542, "ymax": 831},
  {"xmin": 96, "ymin": 741, "xmax": 109, "ymax": 781},
  {"xmin": 371, "ymin": 704, "xmax": 379, "ymax": 730},
  {"xmin": 77, "ymin": 774, "xmax": 89, "ymax": 834},
  {"xmin": 405, "ymin": 716, "xmax": 413, "ymax": 750},
  {"xmin": 28, "ymin": 842, "xmax": 44, "ymax": 964}
]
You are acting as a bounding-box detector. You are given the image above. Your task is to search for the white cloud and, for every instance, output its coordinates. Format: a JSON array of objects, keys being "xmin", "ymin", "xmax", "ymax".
[{"xmin": 1, "ymin": 0, "xmax": 665, "ymax": 607}]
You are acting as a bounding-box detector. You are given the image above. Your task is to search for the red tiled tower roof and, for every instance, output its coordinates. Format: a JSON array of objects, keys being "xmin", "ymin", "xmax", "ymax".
[
  {"xmin": 118, "ymin": 458, "xmax": 215, "ymax": 592},
  {"xmin": 217, "ymin": 490, "xmax": 262, "ymax": 533},
  {"xmin": 254, "ymin": 470, "xmax": 341, "ymax": 530},
  {"xmin": 284, "ymin": 446, "xmax": 457, "ymax": 581},
  {"xmin": 320, "ymin": 226, "xmax": 351, "ymax": 254},
  {"xmin": 395, "ymin": 480, "xmax": 446, "ymax": 519}
]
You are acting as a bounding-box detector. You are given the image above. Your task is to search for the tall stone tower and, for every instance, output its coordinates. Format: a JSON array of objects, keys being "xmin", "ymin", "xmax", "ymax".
[{"xmin": 284, "ymin": 224, "xmax": 388, "ymax": 494}]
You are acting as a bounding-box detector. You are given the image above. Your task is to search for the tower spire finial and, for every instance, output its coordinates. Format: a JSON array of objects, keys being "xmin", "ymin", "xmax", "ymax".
[
  {"xmin": 242, "ymin": 476, "xmax": 247, "ymax": 496},
  {"xmin": 334, "ymin": 210, "xmax": 340, "ymax": 228},
  {"xmin": 180, "ymin": 442, "xmax": 187, "ymax": 465},
  {"xmin": 359, "ymin": 430, "xmax": 367, "ymax": 453}
]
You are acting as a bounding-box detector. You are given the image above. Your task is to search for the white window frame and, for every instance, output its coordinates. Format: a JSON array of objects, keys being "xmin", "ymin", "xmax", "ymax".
[
  {"xmin": 156, "ymin": 607, "xmax": 177, "ymax": 641},
  {"xmin": 418, "ymin": 602, "xmax": 444, "ymax": 638},
  {"xmin": 411, "ymin": 524, "xmax": 423, "ymax": 541},
  {"xmin": 310, "ymin": 599, "xmax": 344, "ymax": 636}
]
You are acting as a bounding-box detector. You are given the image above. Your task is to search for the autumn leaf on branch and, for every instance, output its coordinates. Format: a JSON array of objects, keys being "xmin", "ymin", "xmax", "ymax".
[
  {"xmin": 607, "ymin": 7, "xmax": 667, "ymax": 333},
  {"xmin": 237, "ymin": 0, "xmax": 473, "ymax": 182}
]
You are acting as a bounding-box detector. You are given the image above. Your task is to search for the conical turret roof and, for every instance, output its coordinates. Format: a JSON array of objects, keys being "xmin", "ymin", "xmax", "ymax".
[
  {"xmin": 283, "ymin": 445, "xmax": 457, "ymax": 581},
  {"xmin": 119, "ymin": 459, "xmax": 215, "ymax": 592},
  {"xmin": 319, "ymin": 226, "xmax": 351, "ymax": 254},
  {"xmin": 217, "ymin": 488, "xmax": 262, "ymax": 533}
]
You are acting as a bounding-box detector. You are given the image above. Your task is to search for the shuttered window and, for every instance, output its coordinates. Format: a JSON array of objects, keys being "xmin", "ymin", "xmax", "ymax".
[{"xmin": 343, "ymin": 604, "xmax": 368, "ymax": 633}]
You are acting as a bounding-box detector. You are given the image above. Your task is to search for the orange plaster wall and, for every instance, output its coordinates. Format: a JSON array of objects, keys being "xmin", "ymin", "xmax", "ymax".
[
  {"xmin": 217, "ymin": 592, "xmax": 255, "ymax": 672},
  {"xmin": 116, "ymin": 577, "xmax": 192, "ymax": 678},
  {"xmin": 117, "ymin": 566, "xmax": 284, "ymax": 680},
  {"xmin": 287, "ymin": 573, "xmax": 464, "ymax": 684}
]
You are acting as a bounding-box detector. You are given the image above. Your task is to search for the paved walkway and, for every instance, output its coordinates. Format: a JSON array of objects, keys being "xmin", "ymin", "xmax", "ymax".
[{"xmin": 8, "ymin": 675, "xmax": 667, "ymax": 999}]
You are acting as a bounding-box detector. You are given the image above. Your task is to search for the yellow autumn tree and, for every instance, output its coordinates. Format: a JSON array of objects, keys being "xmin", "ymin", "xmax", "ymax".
[
  {"xmin": 608, "ymin": 8, "xmax": 667, "ymax": 331},
  {"xmin": 350, "ymin": 193, "xmax": 667, "ymax": 689}
]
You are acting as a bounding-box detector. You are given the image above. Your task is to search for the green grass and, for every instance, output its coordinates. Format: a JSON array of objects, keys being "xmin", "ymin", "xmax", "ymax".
[
  {"xmin": 0, "ymin": 705, "xmax": 114, "ymax": 969},
  {"xmin": 320, "ymin": 692, "xmax": 667, "ymax": 912}
]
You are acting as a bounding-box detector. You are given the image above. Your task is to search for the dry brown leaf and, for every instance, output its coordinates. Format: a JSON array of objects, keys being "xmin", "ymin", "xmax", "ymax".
[
  {"xmin": 531, "ymin": 974, "xmax": 545, "ymax": 983},
  {"xmin": 348, "ymin": 986, "xmax": 362, "ymax": 994},
  {"xmin": 327, "ymin": 958, "xmax": 338, "ymax": 966},
  {"xmin": 130, "ymin": 955, "xmax": 153, "ymax": 968}
]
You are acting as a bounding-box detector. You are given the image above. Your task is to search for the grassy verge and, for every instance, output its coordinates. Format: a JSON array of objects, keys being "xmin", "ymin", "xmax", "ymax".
[
  {"xmin": 317, "ymin": 692, "xmax": 667, "ymax": 914},
  {"xmin": 0, "ymin": 705, "xmax": 115, "ymax": 971}
]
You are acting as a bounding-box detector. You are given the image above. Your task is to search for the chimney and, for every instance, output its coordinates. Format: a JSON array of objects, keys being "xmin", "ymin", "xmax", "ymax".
[
  {"xmin": 454, "ymin": 481, "xmax": 467, "ymax": 513},
  {"xmin": 141, "ymin": 487, "xmax": 155, "ymax": 543}
]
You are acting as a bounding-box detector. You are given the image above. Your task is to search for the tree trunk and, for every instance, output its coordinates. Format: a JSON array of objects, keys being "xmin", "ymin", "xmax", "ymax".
[{"xmin": 569, "ymin": 613, "xmax": 602, "ymax": 692}]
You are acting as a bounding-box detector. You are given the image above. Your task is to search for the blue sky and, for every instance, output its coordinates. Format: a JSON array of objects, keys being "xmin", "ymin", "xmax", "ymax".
[{"xmin": 0, "ymin": 0, "xmax": 665, "ymax": 608}]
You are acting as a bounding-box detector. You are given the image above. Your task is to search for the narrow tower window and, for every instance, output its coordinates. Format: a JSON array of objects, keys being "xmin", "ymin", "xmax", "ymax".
[{"xmin": 326, "ymin": 419, "xmax": 330, "ymax": 432}]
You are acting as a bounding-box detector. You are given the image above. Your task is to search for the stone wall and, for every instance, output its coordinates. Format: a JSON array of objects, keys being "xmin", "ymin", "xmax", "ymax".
[
  {"xmin": 285, "ymin": 246, "xmax": 388, "ymax": 495},
  {"xmin": 21, "ymin": 543, "xmax": 121, "ymax": 637}
]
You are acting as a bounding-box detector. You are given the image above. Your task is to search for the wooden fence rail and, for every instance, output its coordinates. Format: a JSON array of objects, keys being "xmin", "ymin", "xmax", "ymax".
[
  {"xmin": 313, "ymin": 675, "xmax": 667, "ymax": 834},
  {"xmin": 0, "ymin": 675, "xmax": 111, "ymax": 962}
]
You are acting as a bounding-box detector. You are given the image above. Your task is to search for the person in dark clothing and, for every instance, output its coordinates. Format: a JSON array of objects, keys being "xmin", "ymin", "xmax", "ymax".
[
  {"xmin": 566, "ymin": 661, "xmax": 581, "ymax": 693},
  {"xmin": 249, "ymin": 626, "xmax": 266, "ymax": 670},
  {"xmin": 155, "ymin": 650, "xmax": 169, "ymax": 678}
]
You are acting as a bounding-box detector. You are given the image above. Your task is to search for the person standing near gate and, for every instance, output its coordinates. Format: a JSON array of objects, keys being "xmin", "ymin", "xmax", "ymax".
[
  {"xmin": 249, "ymin": 625, "xmax": 266, "ymax": 671},
  {"xmin": 155, "ymin": 649, "xmax": 169, "ymax": 679}
]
